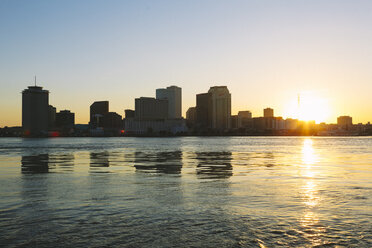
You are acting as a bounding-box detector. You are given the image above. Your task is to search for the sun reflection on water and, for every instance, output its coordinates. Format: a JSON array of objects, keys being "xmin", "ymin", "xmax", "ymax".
[{"xmin": 300, "ymin": 138, "xmax": 324, "ymax": 246}]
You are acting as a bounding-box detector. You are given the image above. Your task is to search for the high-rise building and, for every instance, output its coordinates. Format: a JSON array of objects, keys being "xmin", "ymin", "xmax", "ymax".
[
  {"xmin": 135, "ymin": 97, "xmax": 168, "ymax": 120},
  {"xmin": 90, "ymin": 101, "xmax": 109, "ymax": 127},
  {"xmin": 48, "ymin": 105, "xmax": 56, "ymax": 129},
  {"xmin": 186, "ymin": 107, "xmax": 196, "ymax": 126},
  {"xmin": 56, "ymin": 110, "xmax": 75, "ymax": 129},
  {"xmin": 22, "ymin": 86, "xmax": 49, "ymax": 135},
  {"xmin": 238, "ymin": 111, "xmax": 252, "ymax": 119},
  {"xmin": 237, "ymin": 111, "xmax": 252, "ymax": 128},
  {"xmin": 156, "ymin": 86, "xmax": 182, "ymax": 119},
  {"xmin": 264, "ymin": 108, "xmax": 274, "ymax": 118},
  {"xmin": 103, "ymin": 112, "xmax": 122, "ymax": 128},
  {"xmin": 337, "ymin": 116, "xmax": 353, "ymax": 129},
  {"xmin": 196, "ymin": 92, "xmax": 212, "ymax": 129},
  {"xmin": 124, "ymin": 109, "xmax": 135, "ymax": 119},
  {"xmin": 208, "ymin": 86, "xmax": 231, "ymax": 129}
]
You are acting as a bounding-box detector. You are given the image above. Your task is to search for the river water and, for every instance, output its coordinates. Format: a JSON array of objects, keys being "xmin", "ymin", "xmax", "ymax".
[{"xmin": 0, "ymin": 137, "xmax": 371, "ymax": 247}]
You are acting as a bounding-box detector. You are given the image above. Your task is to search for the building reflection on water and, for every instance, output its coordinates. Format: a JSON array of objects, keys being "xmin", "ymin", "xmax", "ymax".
[
  {"xmin": 21, "ymin": 153, "xmax": 75, "ymax": 173},
  {"xmin": 90, "ymin": 152, "xmax": 110, "ymax": 168},
  {"xmin": 195, "ymin": 151, "xmax": 233, "ymax": 179},
  {"xmin": 134, "ymin": 150, "xmax": 183, "ymax": 174},
  {"xmin": 21, "ymin": 154, "xmax": 50, "ymax": 173}
]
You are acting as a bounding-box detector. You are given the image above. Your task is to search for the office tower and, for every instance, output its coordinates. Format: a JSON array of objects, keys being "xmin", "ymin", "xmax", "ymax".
[
  {"xmin": 102, "ymin": 112, "xmax": 122, "ymax": 128},
  {"xmin": 186, "ymin": 107, "xmax": 196, "ymax": 126},
  {"xmin": 337, "ymin": 116, "xmax": 353, "ymax": 129},
  {"xmin": 22, "ymin": 85, "xmax": 49, "ymax": 135},
  {"xmin": 56, "ymin": 110, "xmax": 75, "ymax": 128},
  {"xmin": 208, "ymin": 86, "xmax": 231, "ymax": 129},
  {"xmin": 48, "ymin": 105, "xmax": 56, "ymax": 129},
  {"xmin": 124, "ymin": 109, "xmax": 135, "ymax": 119},
  {"xmin": 196, "ymin": 92, "xmax": 212, "ymax": 129},
  {"xmin": 90, "ymin": 101, "xmax": 109, "ymax": 127},
  {"xmin": 156, "ymin": 86, "xmax": 182, "ymax": 119},
  {"xmin": 264, "ymin": 108, "xmax": 274, "ymax": 118},
  {"xmin": 238, "ymin": 111, "xmax": 252, "ymax": 119},
  {"xmin": 238, "ymin": 111, "xmax": 252, "ymax": 128},
  {"xmin": 135, "ymin": 97, "xmax": 168, "ymax": 120}
]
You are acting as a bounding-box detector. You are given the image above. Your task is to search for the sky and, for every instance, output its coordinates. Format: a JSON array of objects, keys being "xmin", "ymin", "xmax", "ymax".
[{"xmin": 1, "ymin": 0, "xmax": 371, "ymax": 127}]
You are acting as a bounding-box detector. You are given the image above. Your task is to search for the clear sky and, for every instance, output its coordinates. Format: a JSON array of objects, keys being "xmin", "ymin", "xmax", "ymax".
[{"xmin": 1, "ymin": 0, "xmax": 371, "ymax": 127}]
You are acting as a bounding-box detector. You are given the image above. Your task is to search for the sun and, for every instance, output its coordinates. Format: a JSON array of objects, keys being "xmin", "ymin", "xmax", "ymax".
[{"xmin": 283, "ymin": 92, "xmax": 331, "ymax": 123}]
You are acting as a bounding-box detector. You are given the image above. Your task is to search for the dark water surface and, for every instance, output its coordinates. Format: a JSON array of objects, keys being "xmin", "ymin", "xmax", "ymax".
[{"xmin": 0, "ymin": 137, "xmax": 371, "ymax": 247}]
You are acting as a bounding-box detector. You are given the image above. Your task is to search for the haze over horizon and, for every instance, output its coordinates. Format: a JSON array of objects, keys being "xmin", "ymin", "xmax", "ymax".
[{"xmin": 1, "ymin": 0, "xmax": 371, "ymax": 127}]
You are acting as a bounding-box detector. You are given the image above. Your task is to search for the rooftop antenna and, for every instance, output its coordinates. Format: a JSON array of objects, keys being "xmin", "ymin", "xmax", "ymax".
[{"xmin": 34, "ymin": 76, "xmax": 37, "ymax": 86}]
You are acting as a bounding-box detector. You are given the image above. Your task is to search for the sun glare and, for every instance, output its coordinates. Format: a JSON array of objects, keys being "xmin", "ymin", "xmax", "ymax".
[{"xmin": 283, "ymin": 92, "xmax": 331, "ymax": 123}]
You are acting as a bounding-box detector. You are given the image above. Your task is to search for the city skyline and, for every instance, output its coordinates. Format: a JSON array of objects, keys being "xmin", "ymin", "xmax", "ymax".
[{"xmin": 1, "ymin": 1, "xmax": 372, "ymax": 127}]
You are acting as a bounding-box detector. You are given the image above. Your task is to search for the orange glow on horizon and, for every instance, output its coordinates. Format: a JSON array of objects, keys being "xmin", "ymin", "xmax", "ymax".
[{"xmin": 283, "ymin": 92, "xmax": 331, "ymax": 123}]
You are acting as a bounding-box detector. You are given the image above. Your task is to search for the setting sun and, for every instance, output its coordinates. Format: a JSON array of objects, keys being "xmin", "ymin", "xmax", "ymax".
[{"xmin": 283, "ymin": 92, "xmax": 331, "ymax": 123}]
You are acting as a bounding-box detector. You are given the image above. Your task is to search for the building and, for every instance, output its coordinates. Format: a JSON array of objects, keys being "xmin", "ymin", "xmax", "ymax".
[
  {"xmin": 124, "ymin": 109, "xmax": 135, "ymax": 119},
  {"xmin": 135, "ymin": 97, "xmax": 168, "ymax": 120},
  {"xmin": 264, "ymin": 108, "xmax": 274, "ymax": 118},
  {"xmin": 196, "ymin": 92, "xmax": 212, "ymax": 129},
  {"xmin": 48, "ymin": 105, "xmax": 56, "ymax": 129},
  {"xmin": 186, "ymin": 107, "xmax": 196, "ymax": 127},
  {"xmin": 337, "ymin": 116, "xmax": 353, "ymax": 130},
  {"xmin": 208, "ymin": 86, "xmax": 231, "ymax": 130},
  {"xmin": 103, "ymin": 112, "xmax": 122, "ymax": 128},
  {"xmin": 22, "ymin": 86, "xmax": 49, "ymax": 136},
  {"xmin": 55, "ymin": 110, "xmax": 75, "ymax": 129},
  {"xmin": 90, "ymin": 101, "xmax": 109, "ymax": 127},
  {"xmin": 156, "ymin": 86, "xmax": 182, "ymax": 119},
  {"xmin": 238, "ymin": 111, "xmax": 252, "ymax": 119},
  {"xmin": 238, "ymin": 111, "xmax": 252, "ymax": 128},
  {"xmin": 124, "ymin": 118, "xmax": 187, "ymax": 135}
]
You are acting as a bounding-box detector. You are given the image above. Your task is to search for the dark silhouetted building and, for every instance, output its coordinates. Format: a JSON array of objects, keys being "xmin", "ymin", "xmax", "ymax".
[
  {"xmin": 22, "ymin": 86, "xmax": 49, "ymax": 136},
  {"xmin": 56, "ymin": 110, "xmax": 75, "ymax": 129},
  {"xmin": 125, "ymin": 109, "xmax": 135, "ymax": 119},
  {"xmin": 195, "ymin": 86, "xmax": 231, "ymax": 130},
  {"xmin": 156, "ymin": 86, "xmax": 182, "ymax": 119},
  {"xmin": 135, "ymin": 97, "xmax": 168, "ymax": 120},
  {"xmin": 238, "ymin": 111, "xmax": 252, "ymax": 128},
  {"xmin": 90, "ymin": 101, "xmax": 109, "ymax": 127},
  {"xmin": 208, "ymin": 86, "xmax": 231, "ymax": 130},
  {"xmin": 337, "ymin": 116, "xmax": 353, "ymax": 130},
  {"xmin": 103, "ymin": 112, "xmax": 122, "ymax": 128},
  {"xmin": 186, "ymin": 107, "xmax": 196, "ymax": 127},
  {"xmin": 48, "ymin": 105, "xmax": 56, "ymax": 129},
  {"xmin": 264, "ymin": 108, "xmax": 274, "ymax": 118},
  {"xmin": 196, "ymin": 92, "xmax": 212, "ymax": 129}
]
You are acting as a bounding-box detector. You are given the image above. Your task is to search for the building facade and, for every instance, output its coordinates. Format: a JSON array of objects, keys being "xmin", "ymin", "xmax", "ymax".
[
  {"xmin": 90, "ymin": 101, "xmax": 109, "ymax": 127},
  {"xmin": 22, "ymin": 86, "xmax": 49, "ymax": 135},
  {"xmin": 337, "ymin": 116, "xmax": 353, "ymax": 130},
  {"xmin": 156, "ymin": 86, "xmax": 182, "ymax": 119},
  {"xmin": 196, "ymin": 92, "xmax": 212, "ymax": 129},
  {"xmin": 135, "ymin": 97, "xmax": 168, "ymax": 120},
  {"xmin": 264, "ymin": 108, "xmax": 274, "ymax": 118},
  {"xmin": 186, "ymin": 107, "xmax": 196, "ymax": 127},
  {"xmin": 208, "ymin": 86, "xmax": 231, "ymax": 130},
  {"xmin": 56, "ymin": 110, "xmax": 75, "ymax": 129}
]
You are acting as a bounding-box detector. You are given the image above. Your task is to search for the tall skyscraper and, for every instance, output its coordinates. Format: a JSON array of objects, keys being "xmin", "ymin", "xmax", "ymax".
[
  {"xmin": 264, "ymin": 108, "xmax": 274, "ymax": 118},
  {"xmin": 156, "ymin": 86, "xmax": 182, "ymax": 119},
  {"xmin": 337, "ymin": 116, "xmax": 353, "ymax": 129},
  {"xmin": 186, "ymin": 107, "xmax": 196, "ymax": 126},
  {"xmin": 90, "ymin": 101, "xmax": 109, "ymax": 127},
  {"xmin": 208, "ymin": 86, "xmax": 231, "ymax": 129},
  {"xmin": 22, "ymin": 86, "xmax": 49, "ymax": 135},
  {"xmin": 196, "ymin": 92, "xmax": 212, "ymax": 129}
]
